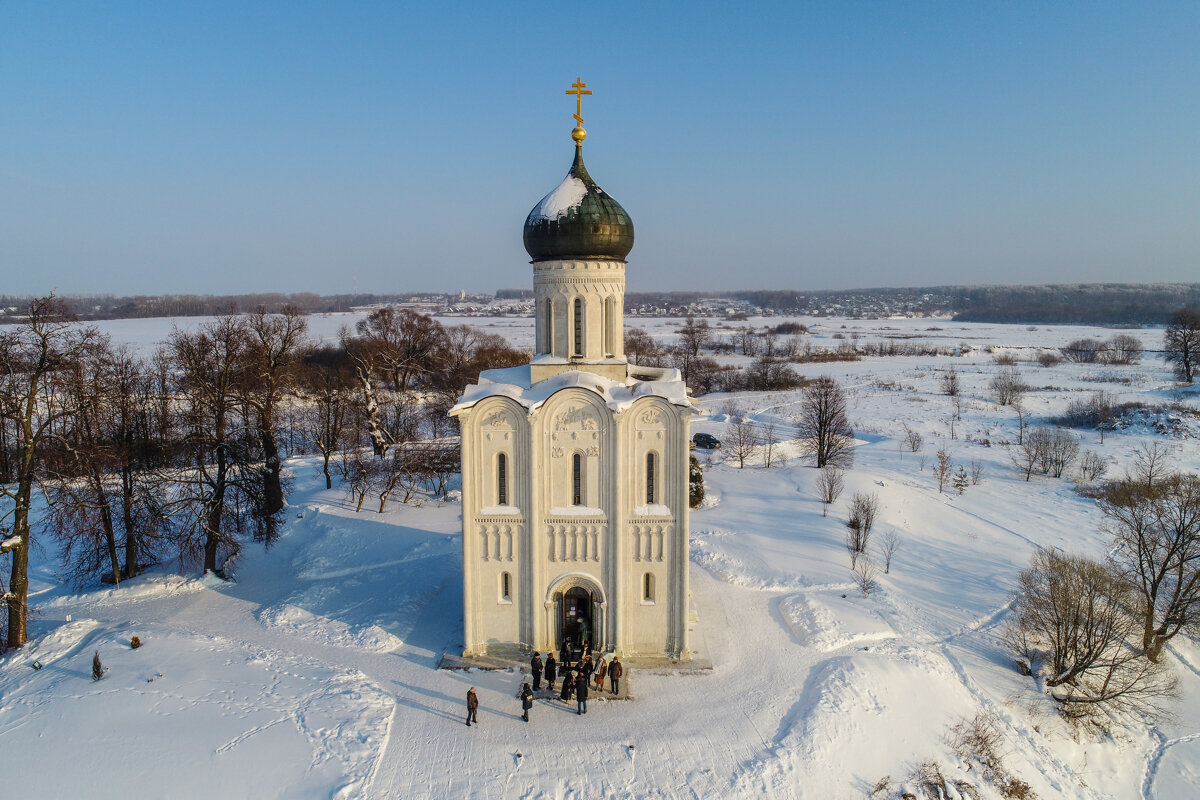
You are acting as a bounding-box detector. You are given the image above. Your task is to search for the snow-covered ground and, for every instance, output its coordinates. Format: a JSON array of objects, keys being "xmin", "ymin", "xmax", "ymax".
[{"xmin": 3, "ymin": 315, "xmax": 1199, "ymax": 799}]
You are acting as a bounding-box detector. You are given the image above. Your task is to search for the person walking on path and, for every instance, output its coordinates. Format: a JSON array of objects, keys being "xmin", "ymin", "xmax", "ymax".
[
  {"xmin": 466, "ymin": 687, "xmax": 479, "ymax": 726},
  {"xmin": 608, "ymin": 657, "xmax": 623, "ymax": 695},
  {"xmin": 530, "ymin": 651, "xmax": 543, "ymax": 691},
  {"xmin": 559, "ymin": 668, "xmax": 575, "ymax": 703},
  {"xmin": 594, "ymin": 656, "xmax": 607, "ymax": 691},
  {"xmin": 545, "ymin": 653, "xmax": 558, "ymax": 692},
  {"xmin": 575, "ymin": 670, "xmax": 589, "ymax": 714},
  {"xmin": 520, "ymin": 682, "xmax": 534, "ymax": 722}
]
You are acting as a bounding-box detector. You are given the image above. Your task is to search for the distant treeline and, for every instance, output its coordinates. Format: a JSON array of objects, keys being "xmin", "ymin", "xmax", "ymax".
[
  {"xmin": 945, "ymin": 284, "xmax": 1200, "ymax": 324},
  {"xmin": 4, "ymin": 282, "xmax": 1197, "ymax": 325},
  {"xmin": 0, "ymin": 293, "xmax": 448, "ymax": 323},
  {"xmin": 634, "ymin": 283, "xmax": 1200, "ymax": 325}
]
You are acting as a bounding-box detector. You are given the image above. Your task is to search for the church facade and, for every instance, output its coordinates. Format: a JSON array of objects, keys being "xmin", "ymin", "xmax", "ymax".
[{"xmin": 451, "ymin": 92, "xmax": 692, "ymax": 661}]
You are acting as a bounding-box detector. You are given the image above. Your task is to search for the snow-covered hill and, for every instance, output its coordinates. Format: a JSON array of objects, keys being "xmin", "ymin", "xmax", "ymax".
[{"xmin": 2, "ymin": 316, "xmax": 1198, "ymax": 799}]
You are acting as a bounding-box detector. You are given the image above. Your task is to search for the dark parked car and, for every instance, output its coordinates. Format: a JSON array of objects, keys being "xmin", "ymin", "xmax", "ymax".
[{"xmin": 692, "ymin": 433, "xmax": 722, "ymax": 450}]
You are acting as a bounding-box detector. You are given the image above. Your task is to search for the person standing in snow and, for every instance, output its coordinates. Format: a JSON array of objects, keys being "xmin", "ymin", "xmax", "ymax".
[
  {"xmin": 575, "ymin": 668, "xmax": 589, "ymax": 714},
  {"xmin": 594, "ymin": 655, "xmax": 607, "ymax": 691},
  {"xmin": 530, "ymin": 651, "xmax": 543, "ymax": 691},
  {"xmin": 608, "ymin": 657, "xmax": 623, "ymax": 695},
  {"xmin": 559, "ymin": 667, "xmax": 575, "ymax": 703},
  {"xmin": 580, "ymin": 654, "xmax": 594, "ymax": 683},
  {"xmin": 466, "ymin": 687, "xmax": 479, "ymax": 726},
  {"xmin": 545, "ymin": 653, "xmax": 558, "ymax": 692},
  {"xmin": 520, "ymin": 682, "xmax": 533, "ymax": 722}
]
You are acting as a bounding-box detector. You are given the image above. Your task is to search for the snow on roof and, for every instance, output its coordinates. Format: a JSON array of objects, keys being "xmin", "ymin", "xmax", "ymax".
[
  {"xmin": 449, "ymin": 363, "xmax": 692, "ymax": 417},
  {"xmin": 529, "ymin": 174, "xmax": 587, "ymax": 220}
]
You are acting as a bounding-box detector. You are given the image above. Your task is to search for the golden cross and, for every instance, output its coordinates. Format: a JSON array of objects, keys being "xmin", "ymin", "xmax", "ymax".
[{"xmin": 566, "ymin": 77, "xmax": 592, "ymax": 127}]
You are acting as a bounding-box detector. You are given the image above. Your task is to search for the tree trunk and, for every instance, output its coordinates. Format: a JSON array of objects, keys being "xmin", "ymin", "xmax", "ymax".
[
  {"xmin": 260, "ymin": 427, "xmax": 284, "ymax": 516},
  {"xmin": 6, "ymin": 479, "xmax": 33, "ymax": 649},
  {"xmin": 122, "ymin": 461, "xmax": 139, "ymax": 578}
]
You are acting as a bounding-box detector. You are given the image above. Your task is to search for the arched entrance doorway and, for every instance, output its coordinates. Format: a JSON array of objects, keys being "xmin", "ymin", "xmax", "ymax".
[{"xmin": 546, "ymin": 574, "xmax": 605, "ymax": 662}]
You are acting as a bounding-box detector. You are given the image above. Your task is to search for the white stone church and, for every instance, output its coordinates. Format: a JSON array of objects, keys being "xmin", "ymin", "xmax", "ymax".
[{"xmin": 450, "ymin": 105, "xmax": 693, "ymax": 662}]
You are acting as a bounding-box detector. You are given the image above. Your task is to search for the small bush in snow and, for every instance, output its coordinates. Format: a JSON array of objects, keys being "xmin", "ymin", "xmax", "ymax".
[{"xmin": 815, "ymin": 467, "xmax": 844, "ymax": 517}]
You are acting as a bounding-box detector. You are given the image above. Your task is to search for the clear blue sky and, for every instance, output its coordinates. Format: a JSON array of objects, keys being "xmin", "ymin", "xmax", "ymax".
[{"xmin": 2, "ymin": 1, "xmax": 1197, "ymax": 296}]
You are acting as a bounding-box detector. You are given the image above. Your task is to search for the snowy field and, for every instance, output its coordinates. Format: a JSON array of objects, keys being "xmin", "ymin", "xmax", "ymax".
[{"xmin": 3, "ymin": 314, "xmax": 1199, "ymax": 799}]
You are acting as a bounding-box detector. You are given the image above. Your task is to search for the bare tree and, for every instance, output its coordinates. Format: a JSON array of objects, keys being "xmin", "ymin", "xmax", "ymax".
[
  {"xmin": 846, "ymin": 491, "xmax": 880, "ymax": 559},
  {"xmin": 242, "ymin": 306, "xmax": 308, "ymax": 525},
  {"xmin": 1105, "ymin": 334, "xmax": 1142, "ymax": 365},
  {"xmin": 1061, "ymin": 338, "xmax": 1103, "ymax": 363},
  {"xmin": 624, "ymin": 328, "xmax": 660, "ymax": 365},
  {"xmin": 940, "ymin": 367, "xmax": 960, "ymax": 397},
  {"xmin": 0, "ymin": 297, "xmax": 101, "ymax": 648},
  {"xmin": 761, "ymin": 422, "xmax": 778, "ymax": 468},
  {"xmin": 1009, "ymin": 428, "xmax": 1051, "ymax": 481},
  {"xmin": 902, "ymin": 425, "xmax": 924, "ymax": 454},
  {"xmin": 990, "ymin": 365, "xmax": 1028, "ymax": 406},
  {"xmin": 678, "ymin": 315, "xmax": 711, "ymax": 358},
  {"xmin": 1076, "ymin": 449, "xmax": 1108, "ymax": 483},
  {"xmin": 815, "ymin": 466, "xmax": 844, "ymax": 517},
  {"xmin": 1004, "ymin": 549, "xmax": 1176, "ymax": 722},
  {"xmin": 162, "ymin": 316, "xmax": 267, "ymax": 576},
  {"xmin": 724, "ymin": 417, "xmax": 758, "ymax": 469},
  {"xmin": 881, "ymin": 529, "xmax": 899, "ymax": 573},
  {"xmin": 852, "ymin": 557, "xmax": 879, "ymax": 597},
  {"xmin": 969, "ymin": 459, "xmax": 985, "ymax": 485},
  {"xmin": 1132, "ymin": 441, "xmax": 1173, "ymax": 490},
  {"xmin": 41, "ymin": 343, "xmax": 164, "ymax": 587},
  {"xmin": 299, "ymin": 347, "xmax": 354, "ymax": 490},
  {"xmin": 796, "ymin": 376, "xmax": 854, "ymax": 468},
  {"xmin": 1164, "ymin": 308, "xmax": 1200, "ymax": 383},
  {"xmin": 933, "ymin": 449, "xmax": 953, "ymax": 492},
  {"xmin": 1039, "ymin": 428, "xmax": 1080, "ymax": 478},
  {"xmin": 1102, "ymin": 474, "xmax": 1200, "ymax": 662}
]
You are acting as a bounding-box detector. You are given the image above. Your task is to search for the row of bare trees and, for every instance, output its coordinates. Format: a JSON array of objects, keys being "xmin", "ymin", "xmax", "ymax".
[{"xmin": 1, "ymin": 298, "xmax": 524, "ymax": 649}]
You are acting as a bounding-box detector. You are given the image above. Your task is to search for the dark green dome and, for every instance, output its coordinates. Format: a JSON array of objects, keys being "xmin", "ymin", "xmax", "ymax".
[{"xmin": 523, "ymin": 146, "xmax": 634, "ymax": 262}]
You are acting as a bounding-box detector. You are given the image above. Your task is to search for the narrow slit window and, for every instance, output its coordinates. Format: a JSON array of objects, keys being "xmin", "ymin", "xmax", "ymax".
[
  {"xmin": 573, "ymin": 298, "xmax": 583, "ymax": 356},
  {"xmin": 646, "ymin": 452, "xmax": 656, "ymax": 504},
  {"xmin": 572, "ymin": 453, "xmax": 583, "ymax": 506},
  {"xmin": 501, "ymin": 571, "xmax": 512, "ymax": 601},
  {"xmin": 497, "ymin": 453, "xmax": 508, "ymax": 505},
  {"xmin": 543, "ymin": 298, "xmax": 552, "ymax": 353},
  {"xmin": 643, "ymin": 572, "xmax": 654, "ymax": 602}
]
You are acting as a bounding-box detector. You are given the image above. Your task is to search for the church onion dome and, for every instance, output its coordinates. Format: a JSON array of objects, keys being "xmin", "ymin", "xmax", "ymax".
[{"xmin": 523, "ymin": 145, "xmax": 634, "ymax": 262}]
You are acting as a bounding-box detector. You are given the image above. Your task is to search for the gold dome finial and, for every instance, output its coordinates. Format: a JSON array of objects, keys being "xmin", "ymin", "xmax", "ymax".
[{"xmin": 565, "ymin": 77, "xmax": 592, "ymax": 146}]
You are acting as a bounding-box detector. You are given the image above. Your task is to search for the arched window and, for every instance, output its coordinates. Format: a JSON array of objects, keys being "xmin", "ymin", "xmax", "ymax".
[
  {"xmin": 573, "ymin": 298, "xmax": 583, "ymax": 357},
  {"xmin": 542, "ymin": 298, "xmax": 552, "ymax": 354},
  {"xmin": 605, "ymin": 295, "xmax": 616, "ymax": 357},
  {"xmin": 501, "ymin": 571, "xmax": 512, "ymax": 602},
  {"xmin": 497, "ymin": 453, "xmax": 508, "ymax": 506},
  {"xmin": 646, "ymin": 452, "xmax": 656, "ymax": 504},
  {"xmin": 643, "ymin": 572, "xmax": 655, "ymax": 602},
  {"xmin": 572, "ymin": 453, "xmax": 583, "ymax": 506}
]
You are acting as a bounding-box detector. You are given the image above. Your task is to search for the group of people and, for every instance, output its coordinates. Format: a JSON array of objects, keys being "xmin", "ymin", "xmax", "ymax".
[
  {"xmin": 531, "ymin": 651, "xmax": 623, "ymax": 716},
  {"xmin": 464, "ymin": 651, "xmax": 625, "ymax": 726}
]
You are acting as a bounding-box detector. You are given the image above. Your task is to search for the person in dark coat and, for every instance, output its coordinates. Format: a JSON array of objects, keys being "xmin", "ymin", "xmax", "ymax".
[
  {"xmin": 575, "ymin": 669, "xmax": 589, "ymax": 714},
  {"xmin": 608, "ymin": 657, "xmax": 623, "ymax": 695},
  {"xmin": 466, "ymin": 687, "xmax": 479, "ymax": 726},
  {"xmin": 520, "ymin": 682, "xmax": 534, "ymax": 722},
  {"xmin": 559, "ymin": 668, "xmax": 575, "ymax": 702},
  {"xmin": 580, "ymin": 654, "xmax": 594, "ymax": 682},
  {"xmin": 545, "ymin": 653, "xmax": 558, "ymax": 692},
  {"xmin": 530, "ymin": 651, "xmax": 543, "ymax": 691}
]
